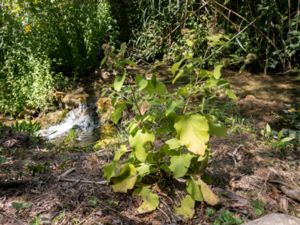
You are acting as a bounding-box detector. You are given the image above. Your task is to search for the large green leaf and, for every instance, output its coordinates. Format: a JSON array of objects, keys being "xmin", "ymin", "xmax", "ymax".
[
  {"xmin": 169, "ymin": 154, "xmax": 193, "ymax": 178},
  {"xmin": 103, "ymin": 161, "xmax": 118, "ymax": 181},
  {"xmin": 174, "ymin": 114, "xmax": 210, "ymax": 156},
  {"xmin": 174, "ymin": 195, "xmax": 195, "ymax": 220},
  {"xmin": 111, "ymin": 102, "xmax": 126, "ymax": 124},
  {"xmin": 129, "ymin": 130, "xmax": 155, "ymax": 162},
  {"xmin": 111, "ymin": 164, "xmax": 137, "ymax": 193},
  {"xmin": 134, "ymin": 187, "xmax": 159, "ymax": 213},
  {"xmin": 113, "ymin": 72, "xmax": 126, "ymax": 92},
  {"xmin": 187, "ymin": 177, "xmax": 203, "ymax": 202}
]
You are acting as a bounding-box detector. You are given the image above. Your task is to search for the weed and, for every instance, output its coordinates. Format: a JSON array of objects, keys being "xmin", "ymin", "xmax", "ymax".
[
  {"xmin": 64, "ymin": 128, "xmax": 78, "ymax": 146},
  {"xmin": 11, "ymin": 201, "xmax": 32, "ymax": 213},
  {"xmin": 12, "ymin": 120, "xmax": 41, "ymax": 135},
  {"xmin": 250, "ymin": 199, "xmax": 265, "ymax": 217},
  {"xmin": 213, "ymin": 210, "xmax": 243, "ymax": 225},
  {"xmin": 27, "ymin": 163, "xmax": 50, "ymax": 176}
]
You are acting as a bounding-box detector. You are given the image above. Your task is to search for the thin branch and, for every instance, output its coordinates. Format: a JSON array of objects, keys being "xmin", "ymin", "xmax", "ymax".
[{"xmin": 58, "ymin": 178, "xmax": 107, "ymax": 185}]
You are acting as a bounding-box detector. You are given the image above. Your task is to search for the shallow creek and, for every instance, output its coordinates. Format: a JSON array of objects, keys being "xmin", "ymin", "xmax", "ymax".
[{"xmin": 37, "ymin": 103, "xmax": 100, "ymax": 146}]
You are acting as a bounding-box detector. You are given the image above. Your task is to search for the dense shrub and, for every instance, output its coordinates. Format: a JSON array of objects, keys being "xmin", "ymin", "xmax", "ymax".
[
  {"xmin": 0, "ymin": 0, "xmax": 117, "ymax": 114},
  {"xmin": 124, "ymin": 0, "xmax": 300, "ymax": 71}
]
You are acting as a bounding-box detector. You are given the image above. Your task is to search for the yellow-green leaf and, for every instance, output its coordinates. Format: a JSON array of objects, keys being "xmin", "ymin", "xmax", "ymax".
[
  {"xmin": 134, "ymin": 187, "xmax": 159, "ymax": 213},
  {"xmin": 103, "ymin": 161, "xmax": 118, "ymax": 181},
  {"xmin": 169, "ymin": 154, "xmax": 193, "ymax": 178},
  {"xmin": 174, "ymin": 114, "xmax": 210, "ymax": 156},
  {"xmin": 111, "ymin": 164, "xmax": 137, "ymax": 193},
  {"xmin": 213, "ymin": 65, "xmax": 223, "ymax": 79},
  {"xmin": 174, "ymin": 195, "xmax": 195, "ymax": 220},
  {"xmin": 113, "ymin": 145, "xmax": 127, "ymax": 161},
  {"xmin": 129, "ymin": 130, "xmax": 155, "ymax": 162},
  {"xmin": 136, "ymin": 163, "xmax": 151, "ymax": 177},
  {"xmin": 186, "ymin": 39, "xmax": 194, "ymax": 47},
  {"xmin": 111, "ymin": 102, "xmax": 126, "ymax": 124},
  {"xmin": 226, "ymin": 89, "xmax": 237, "ymax": 100},
  {"xmin": 172, "ymin": 68, "xmax": 184, "ymax": 84},
  {"xmin": 171, "ymin": 59, "xmax": 185, "ymax": 75},
  {"xmin": 166, "ymin": 138, "xmax": 181, "ymax": 150},
  {"xmin": 113, "ymin": 72, "xmax": 126, "ymax": 92},
  {"xmin": 165, "ymin": 100, "xmax": 183, "ymax": 116},
  {"xmin": 197, "ymin": 179, "xmax": 219, "ymax": 206},
  {"xmin": 187, "ymin": 177, "xmax": 203, "ymax": 202}
]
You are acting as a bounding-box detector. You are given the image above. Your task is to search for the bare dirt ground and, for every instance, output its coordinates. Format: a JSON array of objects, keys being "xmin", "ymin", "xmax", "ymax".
[{"xmin": 0, "ymin": 72, "xmax": 299, "ymax": 224}]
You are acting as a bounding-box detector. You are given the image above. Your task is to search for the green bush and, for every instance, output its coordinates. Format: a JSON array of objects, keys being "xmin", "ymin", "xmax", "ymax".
[
  {"xmin": 0, "ymin": 48, "xmax": 54, "ymax": 113},
  {"xmin": 124, "ymin": 0, "xmax": 300, "ymax": 71},
  {"xmin": 0, "ymin": 0, "xmax": 117, "ymax": 114}
]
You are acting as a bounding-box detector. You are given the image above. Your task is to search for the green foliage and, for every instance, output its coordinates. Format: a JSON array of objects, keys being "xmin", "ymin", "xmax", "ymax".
[
  {"xmin": 0, "ymin": 0, "xmax": 117, "ymax": 114},
  {"xmin": 0, "ymin": 156, "xmax": 6, "ymax": 164},
  {"xmin": 124, "ymin": 0, "xmax": 300, "ymax": 71},
  {"xmin": 260, "ymin": 124, "xmax": 298, "ymax": 154},
  {"xmin": 206, "ymin": 207, "xmax": 216, "ymax": 217},
  {"xmin": 174, "ymin": 195, "xmax": 195, "ymax": 220},
  {"xmin": 30, "ymin": 216, "xmax": 41, "ymax": 225},
  {"xmin": 250, "ymin": 199, "xmax": 265, "ymax": 216},
  {"xmin": 213, "ymin": 210, "xmax": 243, "ymax": 225},
  {"xmin": 101, "ymin": 44, "xmax": 236, "ymax": 219},
  {"xmin": 88, "ymin": 196, "xmax": 99, "ymax": 207},
  {"xmin": 64, "ymin": 128, "xmax": 78, "ymax": 145},
  {"xmin": 134, "ymin": 186, "xmax": 159, "ymax": 213},
  {"xmin": 12, "ymin": 120, "xmax": 41, "ymax": 135},
  {"xmin": 27, "ymin": 163, "xmax": 49, "ymax": 176},
  {"xmin": 11, "ymin": 201, "xmax": 32, "ymax": 212}
]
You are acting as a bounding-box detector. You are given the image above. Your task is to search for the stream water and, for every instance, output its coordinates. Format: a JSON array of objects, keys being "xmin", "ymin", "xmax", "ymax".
[{"xmin": 37, "ymin": 104, "xmax": 99, "ymax": 145}]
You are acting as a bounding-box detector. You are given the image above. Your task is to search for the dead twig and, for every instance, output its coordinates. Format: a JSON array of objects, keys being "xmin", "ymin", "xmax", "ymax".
[
  {"xmin": 57, "ymin": 167, "xmax": 76, "ymax": 180},
  {"xmin": 58, "ymin": 178, "xmax": 107, "ymax": 185}
]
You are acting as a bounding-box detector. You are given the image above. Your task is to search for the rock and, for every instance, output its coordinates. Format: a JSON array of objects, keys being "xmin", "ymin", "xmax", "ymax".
[{"xmin": 243, "ymin": 213, "xmax": 300, "ymax": 225}]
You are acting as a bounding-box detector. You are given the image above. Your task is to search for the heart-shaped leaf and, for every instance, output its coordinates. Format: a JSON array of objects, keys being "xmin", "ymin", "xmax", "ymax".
[
  {"xmin": 197, "ymin": 179, "xmax": 219, "ymax": 206},
  {"xmin": 174, "ymin": 195, "xmax": 195, "ymax": 220},
  {"xmin": 103, "ymin": 161, "xmax": 118, "ymax": 181},
  {"xmin": 111, "ymin": 164, "xmax": 137, "ymax": 193},
  {"xmin": 136, "ymin": 163, "xmax": 151, "ymax": 177},
  {"xmin": 129, "ymin": 130, "xmax": 155, "ymax": 162},
  {"xmin": 169, "ymin": 154, "xmax": 193, "ymax": 178},
  {"xmin": 134, "ymin": 187, "xmax": 159, "ymax": 213},
  {"xmin": 187, "ymin": 177, "xmax": 203, "ymax": 202},
  {"xmin": 174, "ymin": 114, "xmax": 209, "ymax": 156}
]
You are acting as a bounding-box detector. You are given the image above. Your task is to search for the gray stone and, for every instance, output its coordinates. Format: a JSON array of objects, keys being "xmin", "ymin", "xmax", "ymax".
[{"xmin": 243, "ymin": 214, "xmax": 300, "ymax": 225}]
